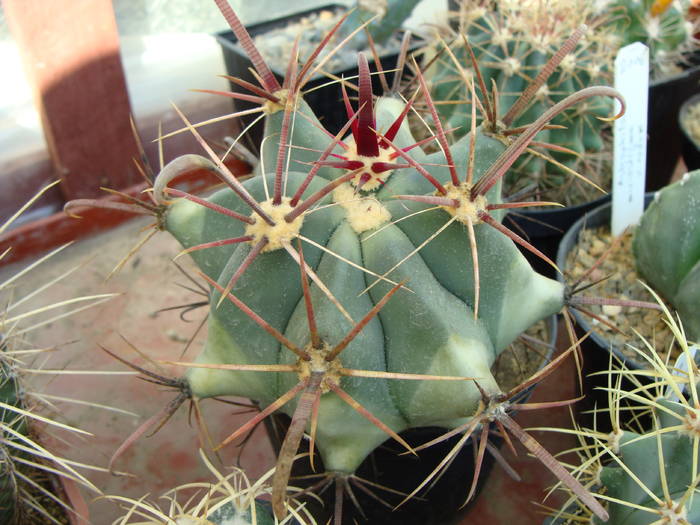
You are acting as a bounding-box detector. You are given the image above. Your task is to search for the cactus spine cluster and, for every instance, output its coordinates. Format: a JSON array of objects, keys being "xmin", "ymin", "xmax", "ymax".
[
  {"xmin": 112, "ymin": 450, "xmax": 313, "ymax": 525},
  {"xmin": 0, "ymin": 185, "xmax": 111, "ymax": 524},
  {"xmin": 549, "ymin": 307, "xmax": 700, "ymax": 525},
  {"xmin": 633, "ymin": 169, "xmax": 700, "ymax": 340}
]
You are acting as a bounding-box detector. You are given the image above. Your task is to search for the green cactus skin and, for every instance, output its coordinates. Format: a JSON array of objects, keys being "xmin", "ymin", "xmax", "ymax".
[
  {"xmin": 139, "ymin": 5, "xmax": 624, "ymax": 521},
  {"xmin": 206, "ymin": 500, "xmax": 278, "ymax": 525},
  {"xmin": 339, "ymin": 0, "xmax": 422, "ymax": 49},
  {"xmin": 593, "ymin": 399, "xmax": 700, "ymax": 525},
  {"xmin": 601, "ymin": 0, "xmax": 698, "ymax": 80},
  {"xmin": 427, "ymin": 0, "xmax": 614, "ymax": 181},
  {"xmin": 159, "ymin": 69, "xmax": 569, "ymax": 476},
  {"xmin": 633, "ymin": 170, "xmax": 700, "ymax": 340},
  {"xmin": 163, "ymin": 129, "xmax": 565, "ymax": 474},
  {"xmin": 0, "ymin": 344, "xmax": 24, "ymax": 524}
]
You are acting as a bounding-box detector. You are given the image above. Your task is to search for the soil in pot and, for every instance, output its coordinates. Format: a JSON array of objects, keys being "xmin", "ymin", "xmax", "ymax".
[
  {"xmin": 266, "ymin": 319, "xmax": 555, "ymax": 525},
  {"xmin": 564, "ymin": 227, "xmax": 678, "ymax": 365},
  {"xmin": 557, "ymin": 199, "xmax": 685, "ymax": 432}
]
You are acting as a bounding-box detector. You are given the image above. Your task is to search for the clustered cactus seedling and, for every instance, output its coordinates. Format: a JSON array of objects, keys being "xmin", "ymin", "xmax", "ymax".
[
  {"xmin": 598, "ymin": 0, "xmax": 700, "ymax": 79},
  {"xmin": 547, "ymin": 303, "xmax": 700, "ymax": 524},
  {"xmin": 633, "ymin": 169, "xmax": 700, "ymax": 341},
  {"xmin": 67, "ymin": 1, "xmax": 635, "ymax": 522}
]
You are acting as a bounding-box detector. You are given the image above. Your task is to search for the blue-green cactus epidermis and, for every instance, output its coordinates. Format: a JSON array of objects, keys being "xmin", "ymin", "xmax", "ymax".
[
  {"xmin": 594, "ymin": 399, "xmax": 700, "ymax": 525},
  {"xmin": 162, "ymin": 96, "xmax": 565, "ymax": 474},
  {"xmin": 633, "ymin": 170, "xmax": 700, "ymax": 340}
]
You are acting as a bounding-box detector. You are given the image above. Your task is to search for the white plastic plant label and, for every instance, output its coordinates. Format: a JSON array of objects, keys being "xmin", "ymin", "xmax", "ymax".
[
  {"xmin": 612, "ymin": 42, "xmax": 649, "ymax": 236},
  {"xmin": 666, "ymin": 345, "xmax": 699, "ymax": 402}
]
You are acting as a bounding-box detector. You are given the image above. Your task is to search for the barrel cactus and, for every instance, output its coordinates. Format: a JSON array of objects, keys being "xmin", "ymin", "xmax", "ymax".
[
  {"xmin": 633, "ymin": 169, "xmax": 700, "ymax": 340},
  {"xmin": 598, "ymin": 0, "xmax": 700, "ymax": 79},
  {"xmin": 77, "ymin": 1, "xmax": 628, "ymax": 522},
  {"xmin": 423, "ymin": 0, "xmax": 615, "ymax": 203},
  {"xmin": 0, "ymin": 185, "xmax": 111, "ymax": 524},
  {"xmin": 547, "ymin": 306, "xmax": 700, "ymax": 524}
]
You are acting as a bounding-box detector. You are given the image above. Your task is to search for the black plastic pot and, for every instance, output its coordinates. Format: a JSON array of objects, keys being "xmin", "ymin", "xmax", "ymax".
[
  {"xmin": 679, "ymin": 92, "xmax": 700, "ymax": 171},
  {"xmin": 504, "ymin": 195, "xmax": 610, "ymax": 278},
  {"xmin": 556, "ymin": 195, "xmax": 654, "ymax": 432},
  {"xmin": 264, "ymin": 316, "xmax": 557, "ymax": 525},
  {"xmin": 216, "ymin": 5, "xmax": 420, "ymax": 149},
  {"xmin": 647, "ymin": 64, "xmax": 700, "ymax": 189}
]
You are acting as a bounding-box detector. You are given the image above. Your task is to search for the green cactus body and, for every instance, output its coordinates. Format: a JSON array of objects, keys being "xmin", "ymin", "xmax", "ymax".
[
  {"xmin": 206, "ymin": 500, "xmax": 278, "ymax": 525},
  {"xmin": 162, "ymin": 83, "xmax": 566, "ymax": 473},
  {"xmin": 594, "ymin": 399, "xmax": 700, "ymax": 525},
  {"xmin": 602, "ymin": 0, "xmax": 696, "ymax": 79},
  {"xmin": 428, "ymin": 0, "xmax": 613, "ymax": 182},
  {"xmin": 633, "ymin": 169, "xmax": 700, "ymax": 339},
  {"xmin": 339, "ymin": 0, "xmax": 422, "ymax": 49},
  {"xmin": 0, "ymin": 348, "xmax": 24, "ymax": 523}
]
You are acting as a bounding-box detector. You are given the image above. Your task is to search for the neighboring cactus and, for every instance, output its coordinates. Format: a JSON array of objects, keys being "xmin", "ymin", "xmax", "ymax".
[
  {"xmin": 112, "ymin": 450, "xmax": 314, "ymax": 525},
  {"xmin": 0, "ymin": 185, "xmax": 113, "ymax": 524},
  {"xmin": 633, "ymin": 169, "xmax": 700, "ymax": 340},
  {"xmin": 423, "ymin": 0, "xmax": 615, "ymax": 201},
  {"xmin": 73, "ymin": 1, "xmax": 629, "ymax": 522},
  {"xmin": 598, "ymin": 0, "xmax": 700, "ymax": 79},
  {"xmin": 547, "ymin": 304, "xmax": 700, "ymax": 524},
  {"xmin": 339, "ymin": 0, "xmax": 422, "ymax": 50}
]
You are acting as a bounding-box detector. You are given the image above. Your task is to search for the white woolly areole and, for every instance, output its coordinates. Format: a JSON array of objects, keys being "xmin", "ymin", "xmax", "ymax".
[
  {"xmin": 333, "ymin": 183, "xmax": 391, "ymax": 233},
  {"xmin": 262, "ymin": 89, "xmax": 291, "ymax": 114},
  {"xmin": 441, "ymin": 183, "xmax": 487, "ymax": 224},
  {"xmin": 502, "ymin": 57, "xmax": 521, "ymax": 76},
  {"xmin": 682, "ymin": 406, "xmax": 700, "ymax": 438},
  {"xmin": 244, "ymin": 198, "xmax": 303, "ymax": 251},
  {"xmin": 658, "ymin": 500, "xmax": 688, "ymax": 525},
  {"xmin": 535, "ymin": 84, "xmax": 550, "ymax": 101},
  {"xmin": 646, "ymin": 17, "xmax": 661, "ymax": 41},
  {"xmin": 560, "ymin": 54, "xmax": 577, "ymax": 75},
  {"xmin": 491, "ymin": 28, "xmax": 512, "ymax": 47}
]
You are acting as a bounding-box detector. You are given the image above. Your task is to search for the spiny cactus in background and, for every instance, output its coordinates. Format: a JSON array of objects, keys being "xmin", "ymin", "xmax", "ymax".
[
  {"xmin": 0, "ymin": 184, "xmax": 115, "ymax": 524},
  {"xmin": 547, "ymin": 304, "xmax": 700, "ymax": 524},
  {"xmin": 422, "ymin": 0, "xmax": 615, "ymax": 204},
  {"xmin": 599, "ymin": 0, "xmax": 700, "ymax": 79},
  {"xmin": 112, "ymin": 450, "xmax": 314, "ymax": 525},
  {"xmin": 73, "ymin": 1, "xmax": 630, "ymax": 522},
  {"xmin": 633, "ymin": 169, "xmax": 700, "ymax": 340},
  {"xmin": 339, "ymin": 0, "xmax": 422, "ymax": 50}
]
